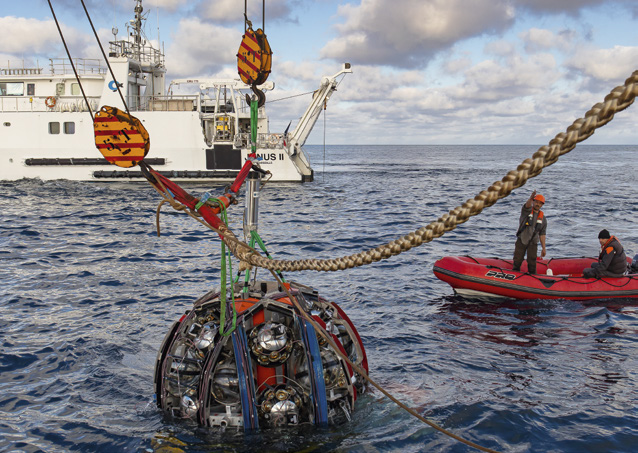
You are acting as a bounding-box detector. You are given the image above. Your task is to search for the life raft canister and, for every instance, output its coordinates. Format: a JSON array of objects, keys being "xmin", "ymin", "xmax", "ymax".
[
  {"xmin": 237, "ymin": 26, "xmax": 272, "ymax": 86},
  {"xmin": 93, "ymin": 105, "xmax": 150, "ymax": 168}
]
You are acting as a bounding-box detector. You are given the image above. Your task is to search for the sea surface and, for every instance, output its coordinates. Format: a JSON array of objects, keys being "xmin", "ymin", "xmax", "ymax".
[{"xmin": 2, "ymin": 144, "xmax": 638, "ymax": 453}]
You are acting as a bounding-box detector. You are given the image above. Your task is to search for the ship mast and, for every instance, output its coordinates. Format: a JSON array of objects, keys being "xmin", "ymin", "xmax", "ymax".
[{"xmin": 133, "ymin": 0, "xmax": 143, "ymax": 61}]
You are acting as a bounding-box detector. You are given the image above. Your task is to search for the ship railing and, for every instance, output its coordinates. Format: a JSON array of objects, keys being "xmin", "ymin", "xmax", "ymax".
[
  {"xmin": 108, "ymin": 40, "xmax": 165, "ymax": 67},
  {"xmin": 49, "ymin": 58, "xmax": 107, "ymax": 75},
  {"xmin": 137, "ymin": 95, "xmax": 199, "ymax": 112},
  {"xmin": 0, "ymin": 96, "xmax": 100, "ymax": 113},
  {"xmin": 234, "ymin": 132, "xmax": 286, "ymax": 149},
  {"xmin": 0, "ymin": 67, "xmax": 43, "ymax": 75}
]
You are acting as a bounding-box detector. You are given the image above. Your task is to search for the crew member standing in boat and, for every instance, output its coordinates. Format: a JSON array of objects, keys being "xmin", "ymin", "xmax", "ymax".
[
  {"xmin": 513, "ymin": 191, "xmax": 547, "ymax": 274},
  {"xmin": 583, "ymin": 229, "xmax": 627, "ymax": 278}
]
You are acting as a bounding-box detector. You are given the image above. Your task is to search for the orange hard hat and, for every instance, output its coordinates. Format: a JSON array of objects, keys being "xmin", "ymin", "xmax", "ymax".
[{"xmin": 534, "ymin": 194, "xmax": 545, "ymax": 203}]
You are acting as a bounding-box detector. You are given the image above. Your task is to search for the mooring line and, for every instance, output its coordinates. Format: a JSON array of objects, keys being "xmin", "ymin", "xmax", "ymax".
[{"xmin": 212, "ymin": 70, "xmax": 638, "ymax": 272}]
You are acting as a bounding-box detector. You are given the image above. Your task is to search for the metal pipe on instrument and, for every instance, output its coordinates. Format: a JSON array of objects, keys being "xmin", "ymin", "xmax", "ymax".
[{"xmin": 244, "ymin": 171, "xmax": 261, "ymax": 238}]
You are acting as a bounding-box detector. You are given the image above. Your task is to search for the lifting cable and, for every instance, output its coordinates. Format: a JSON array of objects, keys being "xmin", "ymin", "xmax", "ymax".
[
  {"xmin": 79, "ymin": 0, "xmax": 130, "ymax": 115},
  {"xmin": 46, "ymin": 0, "xmax": 94, "ymax": 119},
  {"xmin": 48, "ymin": 0, "xmax": 130, "ymax": 118}
]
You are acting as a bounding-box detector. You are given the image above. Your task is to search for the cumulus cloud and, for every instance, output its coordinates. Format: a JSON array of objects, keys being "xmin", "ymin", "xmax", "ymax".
[
  {"xmin": 145, "ymin": 0, "xmax": 189, "ymax": 11},
  {"xmin": 484, "ymin": 40, "xmax": 516, "ymax": 57},
  {"xmin": 443, "ymin": 55, "xmax": 472, "ymax": 74},
  {"xmin": 321, "ymin": 0, "xmax": 515, "ymax": 68},
  {"xmin": 0, "ymin": 16, "xmax": 93, "ymax": 61},
  {"xmin": 164, "ymin": 18, "xmax": 242, "ymax": 78},
  {"xmin": 452, "ymin": 53, "xmax": 559, "ymax": 102},
  {"xmin": 513, "ymin": 0, "xmax": 606, "ymax": 14},
  {"xmin": 567, "ymin": 45, "xmax": 638, "ymax": 81},
  {"xmin": 197, "ymin": 0, "xmax": 293, "ymax": 24},
  {"xmin": 520, "ymin": 28, "xmax": 577, "ymax": 53},
  {"xmin": 0, "ymin": 17, "xmax": 65, "ymax": 54}
]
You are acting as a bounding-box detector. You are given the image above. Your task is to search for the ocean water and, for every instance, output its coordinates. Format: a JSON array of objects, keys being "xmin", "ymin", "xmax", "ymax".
[{"xmin": 1, "ymin": 144, "xmax": 638, "ymax": 453}]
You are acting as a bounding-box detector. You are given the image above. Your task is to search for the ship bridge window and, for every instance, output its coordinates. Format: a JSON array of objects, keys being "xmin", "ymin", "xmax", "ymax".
[
  {"xmin": 49, "ymin": 122, "xmax": 60, "ymax": 134},
  {"xmin": 64, "ymin": 122, "xmax": 75, "ymax": 134},
  {"xmin": 71, "ymin": 83, "xmax": 80, "ymax": 95},
  {"xmin": 0, "ymin": 82, "xmax": 24, "ymax": 96}
]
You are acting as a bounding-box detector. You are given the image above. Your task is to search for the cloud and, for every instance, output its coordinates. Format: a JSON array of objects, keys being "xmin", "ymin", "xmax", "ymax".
[
  {"xmin": 513, "ymin": 0, "xmax": 606, "ymax": 14},
  {"xmin": 305, "ymin": 46, "xmax": 579, "ymax": 144},
  {"xmin": 0, "ymin": 16, "xmax": 96, "ymax": 63},
  {"xmin": 452, "ymin": 53, "xmax": 559, "ymax": 102},
  {"xmin": 520, "ymin": 28, "xmax": 577, "ymax": 53},
  {"xmin": 321, "ymin": 0, "xmax": 515, "ymax": 68},
  {"xmin": 164, "ymin": 18, "xmax": 242, "ymax": 78},
  {"xmin": 197, "ymin": 0, "xmax": 294, "ymax": 24},
  {"xmin": 484, "ymin": 40, "xmax": 516, "ymax": 57},
  {"xmin": 145, "ymin": 0, "xmax": 189, "ymax": 11},
  {"xmin": 444, "ymin": 56, "xmax": 472, "ymax": 74},
  {"xmin": 567, "ymin": 45, "xmax": 638, "ymax": 81},
  {"xmin": 0, "ymin": 17, "xmax": 69, "ymax": 54}
]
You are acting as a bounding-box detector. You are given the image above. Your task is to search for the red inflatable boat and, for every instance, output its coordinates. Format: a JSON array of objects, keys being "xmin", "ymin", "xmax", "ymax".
[{"xmin": 433, "ymin": 256, "xmax": 638, "ymax": 300}]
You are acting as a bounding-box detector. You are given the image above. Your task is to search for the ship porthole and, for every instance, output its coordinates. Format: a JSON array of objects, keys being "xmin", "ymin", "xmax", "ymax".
[{"xmin": 3, "ymin": 122, "xmax": 10, "ymax": 127}]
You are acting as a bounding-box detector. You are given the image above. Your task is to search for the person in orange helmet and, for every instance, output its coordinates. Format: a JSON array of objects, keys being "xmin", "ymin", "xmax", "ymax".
[{"xmin": 512, "ymin": 190, "xmax": 547, "ymax": 274}]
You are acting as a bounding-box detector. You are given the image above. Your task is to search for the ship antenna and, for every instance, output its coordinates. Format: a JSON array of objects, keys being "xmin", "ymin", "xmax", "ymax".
[{"xmin": 133, "ymin": 0, "xmax": 143, "ymax": 60}]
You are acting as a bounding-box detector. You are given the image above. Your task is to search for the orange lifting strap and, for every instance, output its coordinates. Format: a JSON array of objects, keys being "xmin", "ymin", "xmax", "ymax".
[
  {"xmin": 237, "ymin": 26, "xmax": 272, "ymax": 86},
  {"xmin": 93, "ymin": 106, "xmax": 150, "ymax": 168}
]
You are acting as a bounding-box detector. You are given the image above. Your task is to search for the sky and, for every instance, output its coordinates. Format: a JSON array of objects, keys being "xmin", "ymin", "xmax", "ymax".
[{"xmin": 2, "ymin": 0, "xmax": 638, "ymax": 145}]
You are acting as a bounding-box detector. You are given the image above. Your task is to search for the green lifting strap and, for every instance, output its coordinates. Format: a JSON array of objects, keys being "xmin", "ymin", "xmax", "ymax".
[
  {"xmin": 240, "ymin": 230, "xmax": 286, "ymax": 295},
  {"xmin": 251, "ymin": 97, "xmax": 258, "ymax": 154},
  {"xmin": 241, "ymin": 233, "xmax": 257, "ymax": 296},
  {"xmin": 250, "ymin": 230, "xmax": 286, "ymax": 283},
  {"xmin": 214, "ymin": 198, "xmax": 237, "ymax": 336}
]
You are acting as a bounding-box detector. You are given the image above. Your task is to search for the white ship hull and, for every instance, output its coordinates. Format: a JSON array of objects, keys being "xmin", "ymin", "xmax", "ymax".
[{"xmin": 1, "ymin": 110, "xmax": 309, "ymax": 182}]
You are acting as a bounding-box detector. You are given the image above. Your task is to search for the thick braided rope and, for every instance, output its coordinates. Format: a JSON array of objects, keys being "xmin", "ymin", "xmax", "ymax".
[{"xmin": 222, "ymin": 70, "xmax": 638, "ymax": 272}]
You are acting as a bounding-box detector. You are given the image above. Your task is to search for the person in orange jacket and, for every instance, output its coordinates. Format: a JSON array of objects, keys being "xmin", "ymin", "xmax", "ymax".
[
  {"xmin": 583, "ymin": 229, "xmax": 627, "ymax": 278},
  {"xmin": 512, "ymin": 190, "xmax": 547, "ymax": 274}
]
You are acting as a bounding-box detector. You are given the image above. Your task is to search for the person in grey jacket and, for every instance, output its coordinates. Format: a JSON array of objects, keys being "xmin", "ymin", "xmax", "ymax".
[
  {"xmin": 513, "ymin": 191, "xmax": 547, "ymax": 274},
  {"xmin": 583, "ymin": 229, "xmax": 627, "ymax": 278}
]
